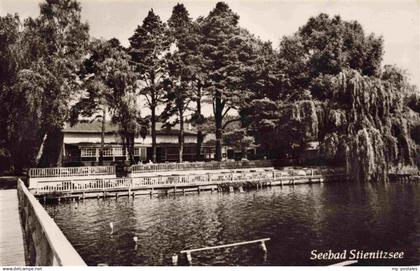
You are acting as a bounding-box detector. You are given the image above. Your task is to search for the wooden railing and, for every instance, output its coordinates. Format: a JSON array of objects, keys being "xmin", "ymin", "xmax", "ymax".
[
  {"xmin": 30, "ymin": 167, "xmax": 348, "ymax": 194},
  {"xmin": 29, "ymin": 166, "xmax": 115, "ymax": 178},
  {"xmin": 32, "ymin": 168, "xmax": 277, "ymax": 193},
  {"xmin": 273, "ymin": 167, "xmax": 345, "ymax": 178},
  {"xmin": 130, "ymin": 160, "xmax": 274, "ymax": 174},
  {"xmin": 17, "ymin": 179, "xmax": 86, "ymax": 266}
]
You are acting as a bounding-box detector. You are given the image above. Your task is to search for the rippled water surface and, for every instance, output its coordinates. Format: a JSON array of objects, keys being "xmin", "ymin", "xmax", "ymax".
[{"xmin": 44, "ymin": 182, "xmax": 420, "ymax": 266}]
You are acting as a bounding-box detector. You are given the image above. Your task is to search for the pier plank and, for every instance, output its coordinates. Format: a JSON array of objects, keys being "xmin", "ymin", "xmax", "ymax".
[{"xmin": 0, "ymin": 189, "xmax": 26, "ymax": 266}]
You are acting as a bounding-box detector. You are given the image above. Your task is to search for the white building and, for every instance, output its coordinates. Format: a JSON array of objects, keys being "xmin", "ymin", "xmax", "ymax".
[{"xmin": 61, "ymin": 121, "xmax": 227, "ymax": 166}]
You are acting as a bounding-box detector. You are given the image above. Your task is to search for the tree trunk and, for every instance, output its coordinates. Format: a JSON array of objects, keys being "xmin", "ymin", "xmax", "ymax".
[
  {"xmin": 121, "ymin": 135, "xmax": 127, "ymax": 161},
  {"xmin": 38, "ymin": 128, "xmax": 64, "ymax": 168},
  {"xmin": 196, "ymin": 131, "xmax": 204, "ymax": 161},
  {"xmin": 99, "ymin": 107, "xmax": 106, "ymax": 165},
  {"xmin": 215, "ymin": 93, "xmax": 223, "ymax": 161},
  {"xmin": 179, "ymin": 114, "xmax": 184, "ymax": 163},
  {"xmin": 242, "ymin": 144, "xmax": 248, "ymax": 159},
  {"xmin": 151, "ymin": 104, "xmax": 157, "ymax": 163},
  {"xmin": 195, "ymin": 87, "xmax": 203, "ymax": 161},
  {"xmin": 127, "ymin": 134, "xmax": 135, "ymax": 165}
]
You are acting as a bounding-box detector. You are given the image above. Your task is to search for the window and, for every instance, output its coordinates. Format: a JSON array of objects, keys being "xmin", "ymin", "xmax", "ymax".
[
  {"xmin": 103, "ymin": 148, "xmax": 113, "ymax": 157},
  {"xmin": 81, "ymin": 147, "xmax": 96, "ymax": 157},
  {"xmin": 113, "ymin": 147, "xmax": 123, "ymax": 156}
]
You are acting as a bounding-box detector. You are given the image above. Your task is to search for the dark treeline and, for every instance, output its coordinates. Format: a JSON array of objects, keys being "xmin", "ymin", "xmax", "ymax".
[{"xmin": 0, "ymin": 0, "xmax": 419, "ymax": 181}]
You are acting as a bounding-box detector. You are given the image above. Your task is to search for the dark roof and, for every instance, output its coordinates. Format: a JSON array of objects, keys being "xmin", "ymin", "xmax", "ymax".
[{"xmin": 63, "ymin": 121, "xmax": 197, "ymax": 136}]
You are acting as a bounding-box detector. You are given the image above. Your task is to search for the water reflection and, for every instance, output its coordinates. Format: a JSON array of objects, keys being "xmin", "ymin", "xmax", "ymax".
[{"xmin": 44, "ymin": 182, "xmax": 420, "ymax": 266}]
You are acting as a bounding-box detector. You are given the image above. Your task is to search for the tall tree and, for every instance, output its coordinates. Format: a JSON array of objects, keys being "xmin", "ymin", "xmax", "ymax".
[
  {"xmin": 160, "ymin": 4, "xmax": 199, "ymax": 162},
  {"xmin": 26, "ymin": 0, "xmax": 89, "ymax": 167},
  {"xmin": 0, "ymin": 0, "xmax": 89, "ymax": 172},
  {"xmin": 200, "ymin": 2, "xmax": 256, "ymax": 161},
  {"xmin": 70, "ymin": 39, "xmax": 124, "ymax": 165},
  {"xmin": 102, "ymin": 47, "xmax": 147, "ymax": 164},
  {"xmin": 0, "ymin": 14, "xmax": 22, "ymax": 172},
  {"xmin": 268, "ymin": 14, "xmax": 417, "ymax": 180},
  {"xmin": 278, "ymin": 13, "xmax": 383, "ymax": 101},
  {"xmin": 187, "ymin": 17, "xmax": 208, "ymax": 160},
  {"xmin": 129, "ymin": 9, "xmax": 170, "ymax": 162}
]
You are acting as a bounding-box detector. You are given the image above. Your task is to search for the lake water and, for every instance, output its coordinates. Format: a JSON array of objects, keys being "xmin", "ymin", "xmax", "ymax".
[{"xmin": 44, "ymin": 181, "xmax": 420, "ymax": 266}]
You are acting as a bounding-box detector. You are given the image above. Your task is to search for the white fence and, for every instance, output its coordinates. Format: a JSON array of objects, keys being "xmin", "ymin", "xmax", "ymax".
[
  {"xmin": 32, "ymin": 168, "xmax": 277, "ymax": 194},
  {"xmin": 17, "ymin": 179, "xmax": 86, "ymax": 265},
  {"xmin": 130, "ymin": 160, "xmax": 274, "ymax": 174},
  {"xmin": 30, "ymin": 166, "xmax": 347, "ymax": 194},
  {"xmin": 29, "ymin": 166, "xmax": 115, "ymax": 178}
]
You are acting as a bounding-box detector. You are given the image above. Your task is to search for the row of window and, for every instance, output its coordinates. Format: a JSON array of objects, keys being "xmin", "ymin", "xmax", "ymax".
[
  {"xmin": 80, "ymin": 146, "xmax": 216, "ymax": 158},
  {"xmin": 80, "ymin": 147, "xmax": 147, "ymax": 158}
]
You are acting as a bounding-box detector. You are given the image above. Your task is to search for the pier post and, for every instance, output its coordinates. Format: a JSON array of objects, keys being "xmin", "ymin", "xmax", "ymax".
[
  {"xmin": 260, "ymin": 240, "xmax": 268, "ymax": 263},
  {"xmin": 186, "ymin": 252, "xmax": 192, "ymax": 265},
  {"xmin": 172, "ymin": 254, "xmax": 178, "ymax": 265},
  {"xmin": 109, "ymin": 222, "xmax": 114, "ymax": 235},
  {"xmin": 133, "ymin": 236, "xmax": 138, "ymax": 251},
  {"xmin": 260, "ymin": 241, "xmax": 267, "ymax": 253}
]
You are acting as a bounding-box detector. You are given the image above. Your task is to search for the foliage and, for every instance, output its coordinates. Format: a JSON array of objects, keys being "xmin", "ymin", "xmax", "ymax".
[
  {"xmin": 243, "ymin": 13, "xmax": 418, "ymax": 181},
  {"xmin": 199, "ymin": 2, "xmax": 260, "ymax": 160},
  {"xmin": 104, "ymin": 48, "xmax": 148, "ymax": 164},
  {"xmin": 159, "ymin": 4, "xmax": 196, "ymax": 162},
  {"xmin": 278, "ymin": 13, "xmax": 384, "ymax": 101},
  {"xmin": 318, "ymin": 69, "xmax": 417, "ymax": 181},
  {"xmin": 0, "ymin": 0, "xmax": 89, "ymax": 172},
  {"xmin": 71, "ymin": 39, "xmax": 148, "ymax": 164},
  {"xmin": 223, "ymin": 129, "xmax": 254, "ymax": 158},
  {"xmin": 129, "ymin": 9, "xmax": 170, "ymax": 162}
]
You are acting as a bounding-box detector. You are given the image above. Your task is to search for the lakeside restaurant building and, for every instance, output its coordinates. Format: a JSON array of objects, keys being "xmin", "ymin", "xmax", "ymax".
[{"xmin": 61, "ymin": 121, "xmax": 227, "ymax": 166}]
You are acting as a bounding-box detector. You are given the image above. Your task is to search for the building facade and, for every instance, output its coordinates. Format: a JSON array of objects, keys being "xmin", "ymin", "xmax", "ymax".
[{"xmin": 61, "ymin": 122, "xmax": 227, "ymax": 166}]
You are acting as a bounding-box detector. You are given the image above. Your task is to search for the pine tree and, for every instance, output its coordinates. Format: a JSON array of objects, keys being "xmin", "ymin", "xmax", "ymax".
[
  {"xmin": 200, "ymin": 2, "xmax": 256, "ymax": 161},
  {"xmin": 160, "ymin": 4, "xmax": 198, "ymax": 162},
  {"xmin": 129, "ymin": 9, "xmax": 170, "ymax": 162},
  {"xmin": 71, "ymin": 39, "xmax": 144, "ymax": 165}
]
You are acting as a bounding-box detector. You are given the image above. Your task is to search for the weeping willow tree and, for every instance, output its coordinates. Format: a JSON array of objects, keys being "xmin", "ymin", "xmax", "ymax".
[
  {"xmin": 250, "ymin": 14, "xmax": 419, "ymax": 182},
  {"xmin": 316, "ymin": 69, "xmax": 418, "ymax": 182},
  {"xmin": 247, "ymin": 68, "xmax": 418, "ymax": 181}
]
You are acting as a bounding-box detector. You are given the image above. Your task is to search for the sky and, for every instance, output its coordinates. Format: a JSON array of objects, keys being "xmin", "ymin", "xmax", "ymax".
[{"xmin": 1, "ymin": 0, "xmax": 419, "ymax": 116}]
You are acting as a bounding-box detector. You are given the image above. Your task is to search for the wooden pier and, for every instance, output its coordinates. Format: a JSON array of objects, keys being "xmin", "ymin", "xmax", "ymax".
[
  {"xmin": 27, "ymin": 165, "xmax": 348, "ymax": 200},
  {"xmin": 17, "ymin": 179, "xmax": 86, "ymax": 266},
  {"xmin": 0, "ymin": 189, "xmax": 26, "ymax": 266}
]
